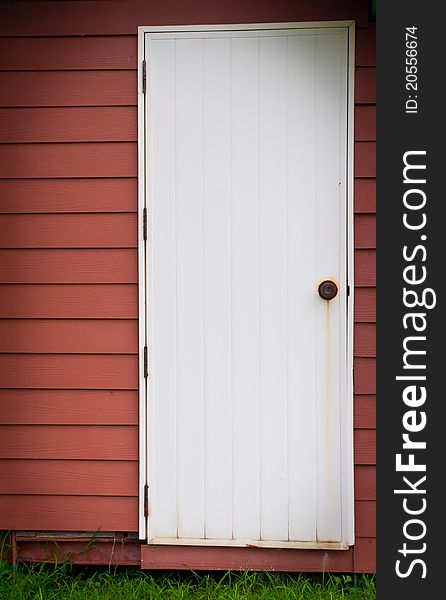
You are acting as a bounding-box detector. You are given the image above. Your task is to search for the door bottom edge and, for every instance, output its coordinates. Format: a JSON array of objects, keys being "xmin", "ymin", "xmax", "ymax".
[{"xmin": 146, "ymin": 537, "xmax": 349, "ymax": 551}]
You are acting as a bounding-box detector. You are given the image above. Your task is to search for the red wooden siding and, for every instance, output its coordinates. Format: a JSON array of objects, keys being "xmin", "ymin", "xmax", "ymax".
[
  {"xmin": 0, "ymin": 320, "xmax": 138, "ymax": 353},
  {"xmin": 354, "ymin": 395, "xmax": 376, "ymax": 429},
  {"xmin": 0, "ymin": 213, "xmax": 137, "ymax": 248},
  {"xmin": 355, "ymin": 142, "xmax": 376, "ymax": 177},
  {"xmin": 354, "ymin": 358, "xmax": 376, "ymax": 394},
  {"xmin": 355, "ymin": 68, "xmax": 376, "ymax": 104},
  {"xmin": 355, "ymin": 106, "xmax": 376, "ymax": 141},
  {"xmin": 0, "ymin": 426, "xmax": 137, "ymax": 459},
  {"xmin": 354, "ymin": 215, "xmax": 376, "ymax": 249},
  {"xmin": 355, "ymin": 430, "xmax": 376, "ymax": 465},
  {"xmin": 0, "ymin": 355, "xmax": 138, "ymax": 389},
  {"xmin": 0, "ymin": 496, "xmax": 138, "ymax": 531},
  {"xmin": 0, "ymin": 3, "xmax": 141, "ymax": 537},
  {"xmin": 0, "ymin": 71, "xmax": 137, "ymax": 107},
  {"xmin": 0, "ymin": 37, "xmax": 137, "ymax": 70},
  {"xmin": 353, "ymin": 538, "xmax": 376, "ymax": 573},
  {"xmin": 0, "ymin": 285, "xmax": 138, "ymax": 318},
  {"xmin": 356, "ymin": 502, "xmax": 376, "ymax": 537},
  {"xmin": 356, "ymin": 27, "xmax": 376, "ymax": 66},
  {"xmin": 354, "ymin": 179, "xmax": 376, "ymax": 213},
  {"xmin": 0, "ymin": 1, "xmax": 368, "ymax": 36},
  {"xmin": 353, "ymin": 22, "xmax": 376, "ymax": 573},
  {"xmin": 0, "ymin": 390, "xmax": 138, "ymax": 425},
  {"xmin": 0, "ymin": 0, "xmax": 375, "ymax": 573},
  {"xmin": 0, "ymin": 143, "xmax": 137, "ymax": 178},
  {"xmin": 16, "ymin": 537, "xmax": 142, "ymax": 566},
  {"xmin": 354, "ymin": 324, "xmax": 375, "ymax": 356},
  {"xmin": 141, "ymin": 545, "xmax": 354, "ymax": 572},
  {"xmin": 0, "ymin": 460, "xmax": 138, "ymax": 495},
  {"xmin": 0, "ymin": 249, "xmax": 137, "ymax": 283},
  {"xmin": 355, "ymin": 466, "xmax": 376, "ymax": 501},
  {"xmin": 355, "ymin": 250, "xmax": 376, "ymax": 287},
  {"xmin": 0, "ymin": 108, "xmax": 137, "ymax": 143},
  {"xmin": 0, "ymin": 179, "xmax": 137, "ymax": 213},
  {"xmin": 0, "ymin": 214, "xmax": 137, "ymax": 248},
  {"xmin": 354, "ymin": 288, "xmax": 376, "ymax": 322}
]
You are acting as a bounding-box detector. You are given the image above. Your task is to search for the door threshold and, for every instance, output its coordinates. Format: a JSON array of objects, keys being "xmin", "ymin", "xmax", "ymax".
[{"xmin": 147, "ymin": 537, "xmax": 349, "ymax": 551}]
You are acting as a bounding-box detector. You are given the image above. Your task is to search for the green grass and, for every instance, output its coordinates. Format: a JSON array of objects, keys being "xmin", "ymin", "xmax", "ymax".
[{"xmin": 0, "ymin": 560, "xmax": 375, "ymax": 600}]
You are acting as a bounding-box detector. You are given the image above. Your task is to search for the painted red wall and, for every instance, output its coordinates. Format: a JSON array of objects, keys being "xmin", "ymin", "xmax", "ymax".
[{"xmin": 0, "ymin": 0, "xmax": 375, "ymax": 572}]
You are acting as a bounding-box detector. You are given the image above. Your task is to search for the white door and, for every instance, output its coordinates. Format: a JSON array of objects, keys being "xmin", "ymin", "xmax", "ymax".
[{"xmin": 142, "ymin": 24, "xmax": 353, "ymax": 549}]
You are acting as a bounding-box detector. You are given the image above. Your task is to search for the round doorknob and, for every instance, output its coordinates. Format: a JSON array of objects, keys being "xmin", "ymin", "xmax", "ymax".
[{"xmin": 318, "ymin": 280, "xmax": 338, "ymax": 301}]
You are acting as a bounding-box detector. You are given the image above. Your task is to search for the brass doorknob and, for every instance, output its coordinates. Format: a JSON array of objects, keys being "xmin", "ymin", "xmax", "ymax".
[{"xmin": 318, "ymin": 280, "xmax": 338, "ymax": 301}]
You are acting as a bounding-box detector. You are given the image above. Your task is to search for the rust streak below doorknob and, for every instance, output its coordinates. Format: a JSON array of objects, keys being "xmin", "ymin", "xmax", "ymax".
[{"xmin": 318, "ymin": 280, "xmax": 338, "ymax": 301}]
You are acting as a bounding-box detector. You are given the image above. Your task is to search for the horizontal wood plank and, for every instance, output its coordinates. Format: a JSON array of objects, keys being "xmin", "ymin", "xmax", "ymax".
[
  {"xmin": 16, "ymin": 538, "xmax": 141, "ymax": 566},
  {"xmin": 0, "ymin": 67, "xmax": 376, "ymax": 107},
  {"xmin": 354, "ymin": 357, "xmax": 375, "ymax": 395},
  {"xmin": 355, "ymin": 142, "xmax": 376, "ymax": 177},
  {"xmin": 0, "ymin": 214, "xmax": 137, "ymax": 248},
  {"xmin": 354, "ymin": 106, "xmax": 375, "ymax": 141},
  {"xmin": 0, "ymin": 249, "xmax": 137, "ymax": 283},
  {"xmin": 354, "ymin": 323, "xmax": 375, "ymax": 357},
  {"xmin": 354, "ymin": 178, "xmax": 376, "ymax": 213},
  {"xmin": 0, "ymin": 142, "xmax": 136, "ymax": 178},
  {"xmin": 0, "ymin": 320, "xmax": 138, "ymax": 354},
  {"xmin": 0, "ymin": 71, "xmax": 136, "ymax": 107},
  {"xmin": 354, "ymin": 250, "xmax": 376, "ymax": 287},
  {"xmin": 141, "ymin": 544, "xmax": 354, "ymax": 572},
  {"xmin": 0, "ymin": 354, "xmax": 138, "ymax": 388},
  {"xmin": 0, "ymin": 425, "xmax": 137, "ymax": 459},
  {"xmin": 0, "ymin": 36, "xmax": 137, "ymax": 70},
  {"xmin": 0, "ymin": 495, "xmax": 138, "ymax": 531},
  {"xmin": 354, "ymin": 214, "xmax": 376, "ymax": 248},
  {"xmin": 354, "ymin": 537, "xmax": 376, "ymax": 573},
  {"xmin": 354, "ymin": 288, "xmax": 376, "ymax": 323},
  {"xmin": 0, "ymin": 1, "xmax": 368, "ymax": 36},
  {"xmin": 0, "ymin": 389, "xmax": 138, "ymax": 424},
  {"xmin": 355, "ymin": 501, "xmax": 376, "ymax": 537},
  {"xmin": 354, "ymin": 429, "xmax": 376, "ymax": 465},
  {"xmin": 354, "ymin": 465, "xmax": 376, "ymax": 500},
  {"xmin": 0, "ymin": 459, "xmax": 137, "ymax": 496},
  {"xmin": 354, "ymin": 395, "xmax": 376, "ymax": 429},
  {"xmin": 0, "ymin": 284, "xmax": 137, "ymax": 318},
  {"xmin": 0, "ymin": 107, "xmax": 137, "ymax": 143},
  {"xmin": 0, "ymin": 178, "xmax": 137, "ymax": 213},
  {"xmin": 356, "ymin": 26, "xmax": 376, "ymax": 67},
  {"xmin": 355, "ymin": 67, "xmax": 376, "ymax": 104}
]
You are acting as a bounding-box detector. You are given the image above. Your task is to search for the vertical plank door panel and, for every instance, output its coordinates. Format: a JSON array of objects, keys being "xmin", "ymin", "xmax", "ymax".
[
  {"xmin": 148, "ymin": 38, "xmax": 178, "ymax": 540},
  {"xmin": 258, "ymin": 35, "xmax": 288, "ymax": 542},
  {"xmin": 286, "ymin": 32, "xmax": 318, "ymax": 543},
  {"xmin": 202, "ymin": 37, "xmax": 233, "ymax": 540},
  {"xmin": 230, "ymin": 36, "xmax": 261, "ymax": 542},
  {"xmin": 174, "ymin": 38, "xmax": 205, "ymax": 540},
  {"xmin": 314, "ymin": 31, "xmax": 347, "ymax": 543}
]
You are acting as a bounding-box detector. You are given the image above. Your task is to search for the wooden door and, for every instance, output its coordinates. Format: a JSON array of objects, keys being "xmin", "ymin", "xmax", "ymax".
[{"xmin": 142, "ymin": 24, "xmax": 353, "ymax": 549}]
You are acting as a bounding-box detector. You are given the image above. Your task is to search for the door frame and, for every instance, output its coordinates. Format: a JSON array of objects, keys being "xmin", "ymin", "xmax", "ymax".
[{"xmin": 137, "ymin": 21, "xmax": 355, "ymax": 545}]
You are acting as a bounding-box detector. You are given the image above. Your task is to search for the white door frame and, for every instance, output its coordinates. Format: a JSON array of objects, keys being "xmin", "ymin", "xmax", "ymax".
[{"xmin": 137, "ymin": 21, "xmax": 355, "ymax": 546}]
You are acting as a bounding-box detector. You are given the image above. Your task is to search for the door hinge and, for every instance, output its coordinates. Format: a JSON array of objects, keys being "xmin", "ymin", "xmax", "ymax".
[
  {"xmin": 143, "ymin": 346, "xmax": 148, "ymax": 378},
  {"xmin": 346, "ymin": 281, "xmax": 350, "ymax": 297},
  {"xmin": 144, "ymin": 484, "xmax": 149, "ymax": 518},
  {"xmin": 142, "ymin": 59, "xmax": 147, "ymax": 94},
  {"xmin": 143, "ymin": 207, "xmax": 147, "ymax": 241}
]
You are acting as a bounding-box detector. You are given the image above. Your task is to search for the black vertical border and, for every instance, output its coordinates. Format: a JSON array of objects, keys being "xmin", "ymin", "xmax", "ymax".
[{"xmin": 377, "ymin": 2, "xmax": 442, "ymax": 596}]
